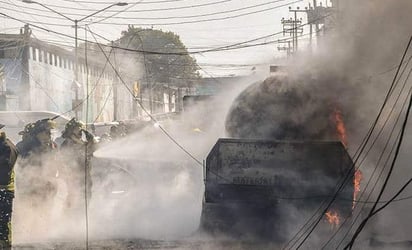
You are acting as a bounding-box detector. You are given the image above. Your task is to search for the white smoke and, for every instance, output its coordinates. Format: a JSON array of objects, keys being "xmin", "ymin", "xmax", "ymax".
[
  {"xmin": 10, "ymin": 74, "xmax": 260, "ymax": 247},
  {"xmin": 11, "ymin": 0, "xmax": 412, "ymax": 248}
]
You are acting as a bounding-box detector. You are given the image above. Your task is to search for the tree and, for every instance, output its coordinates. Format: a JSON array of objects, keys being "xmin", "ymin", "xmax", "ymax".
[{"xmin": 118, "ymin": 26, "xmax": 200, "ymax": 88}]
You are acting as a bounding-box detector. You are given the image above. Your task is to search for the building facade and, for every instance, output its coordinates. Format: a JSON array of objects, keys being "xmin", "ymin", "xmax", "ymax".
[
  {"xmin": 0, "ymin": 25, "xmax": 201, "ymax": 123},
  {"xmin": 0, "ymin": 25, "xmax": 137, "ymax": 122}
]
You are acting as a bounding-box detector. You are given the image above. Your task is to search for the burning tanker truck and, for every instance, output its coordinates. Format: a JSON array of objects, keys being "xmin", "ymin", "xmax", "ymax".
[{"xmin": 200, "ymin": 74, "xmax": 358, "ymax": 241}]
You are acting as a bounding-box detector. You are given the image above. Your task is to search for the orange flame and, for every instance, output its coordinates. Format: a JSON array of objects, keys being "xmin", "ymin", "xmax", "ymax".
[
  {"xmin": 333, "ymin": 108, "xmax": 348, "ymax": 147},
  {"xmin": 352, "ymin": 169, "xmax": 363, "ymax": 209},
  {"xmin": 325, "ymin": 210, "xmax": 340, "ymax": 228}
]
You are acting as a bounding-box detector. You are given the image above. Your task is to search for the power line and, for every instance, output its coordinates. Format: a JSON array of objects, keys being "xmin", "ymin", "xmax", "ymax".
[
  {"xmin": 31, "ymin": 31, "xmax": 74, "ymax": 57},
  {"xmin": 84, "ymin": 0, "xmax": 143, "ymax": 25},
  {"xmin": 294, "ymin": 36, "xmax": 412, "ymax": 250},
  {"xmin": 87, "ymin": 25, "xmax": 204, "ymax": 166},
  {"xmin": 107, "ymin": 13, "xmax": 326, "ymax": 54},
  {"xmin": 86, "ymin": 26, "xmax": 235, "ymax": 183},
  {"xmin": 323, "ymin": 56, "xmax": 412, "ymax": 249},
  {"xmin": 93, "ymin": 85, "xmax": 113, "ymax": 122},
  {"xmin": 326, "ymin": 37, "xmax": 412, "ymax": 250},
  {"xmin": 331, "ymin": 55, "xmax": 412, "ymax": 248},
  {"xmin": 89, "ymin": 0, "xmax": 289, "ymax": 21},
  {"xmin": 3, "ymin": 0, "xmax": 233, "ymax": 15},
  {"xmin": 3, "ymin": 0, "xmax": 301, "ymax": 26},
  {"xmin": 1, "ymin": 11, "xmax": 329, "ymax": 56},
  {"xmin": 345, "ymin": 37, "xmax": 412, "ymax": 248},
  {"xmin": 331, "ymin": 96, "xmax": 407, "ymax": 249},
  {"xmin": 91, "ymin": 0, "xmax": 303, "ymax": 26},
  {"xmin": 0, "ymin": 13, "xmax": 279, "ymax": 54},
  {"xmin": 370, "ymin": 178, "xmax": 412, "ymax": 216},
  {"xmin": 4, "ymin": 0, "xmax": 73, "ymax": 45},
  {"xmin": 0, "ymin": 3, "xmax": 69, "ymax": 21},
  {"xmin": 18, "ymin": 34, "xmax": 273, "ymax": 70},
  {"xmin": 52, "ymin": 24, "xmax": 283, "ymax": 53},
  {"xmin": 283, "ymin": 199, "xmax": 330, "ymax": 250},
  {"xmin": 286, "ymin": 35, "xmax": 412, "ymax": 250},
  {"xmin": 0, "ymin": 14, "xmax": 72, "ymax": 27},
  {"xmin": 57, "ymin": 0, "xmax": 210, "ymax": 7},
  {"xmin": 61, "ymin": 48, "xmax": 114, "ymax": 118},
  {"xmin": 344, "ymin": 89, "xmax": 412, "ymax": 249},
  {"xmin": 337, "ymin": 129, "xmax": 403, "ymax": 248}
]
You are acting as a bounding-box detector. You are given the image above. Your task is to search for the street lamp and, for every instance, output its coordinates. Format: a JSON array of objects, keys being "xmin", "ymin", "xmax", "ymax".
[{"xmin": 22, "ymin": 0, "xmax": 128, "ymax": 119}]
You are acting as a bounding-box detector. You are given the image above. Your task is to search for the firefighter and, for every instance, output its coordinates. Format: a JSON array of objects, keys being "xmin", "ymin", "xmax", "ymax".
[
  {"xmin": 110, "ymin": 121, "xmax": 127, "ymax": 140},
  {"xmin": 15, "ymin": 122, "xmax": 34, "ymax": 158},
  {"xmin": 61, "ymin": 118, "xmax": 97, "ymax": 204},
  {"xmin": 16, "ymin": 119, "xmax": 58, "ymax": 204},
  {"xmin": 109, "ymin": 125, "xmax": 121, "ymax": 139},
  {"xmin": 61, "ymin": 118, "xmax": 97, "ymax": 152},
  {"xmin": 0, "ymin": 124, "xmax": 18, "ymax": 248},
  {"xmin": 16, "ymin": 119, "xmax": 57, "ymax": 159}
]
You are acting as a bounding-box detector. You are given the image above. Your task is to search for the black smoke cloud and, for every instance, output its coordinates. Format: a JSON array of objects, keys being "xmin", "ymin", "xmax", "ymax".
[
  {"xmin": 224, "ymin": 0, "xmax": 412, "ymax": 248},
  {"xmin": 226, "ymin": 0, "xmax": 412, "ymax": 150}
]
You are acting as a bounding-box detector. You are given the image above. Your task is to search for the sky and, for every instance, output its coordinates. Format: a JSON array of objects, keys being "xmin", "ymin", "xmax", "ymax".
[{"xmin": 0, "ymin": 0, "xmax": 324, "ymax": 76}]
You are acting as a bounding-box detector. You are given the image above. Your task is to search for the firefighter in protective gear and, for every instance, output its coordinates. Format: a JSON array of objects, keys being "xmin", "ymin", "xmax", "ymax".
[
  {"xmin": 61, "ymin": 118, "xmax": 97, "ymax": 203},
  {"xmin": 16, "ymin": 119, "xmax": 58, "ymax": 205},
  {"xmin": 15, "ymin": 122, "xmax": 34, "ymax": 158},
  {"xmin": 110, "ymin": 122, "xmax": 127, "ymax": 140},
  {"xmin": 16, "ymin": 119, "xmax": 57, "ymax": 158},
  {"xmin": 61, "ymin": 118, "xmax": 97, "ymax": 151},
  {"xmin": 0, "ymin": 124, "xmax": 18, "ymax": 248}
]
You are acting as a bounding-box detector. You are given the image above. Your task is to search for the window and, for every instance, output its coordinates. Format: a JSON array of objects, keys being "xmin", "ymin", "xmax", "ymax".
[
  {"xmin": 33, "ymin": 48, "xmax": 39, "ymax": 61},
  {"xmin": 39, "ymin": 50, "xmax": 43, "ymax": 62},
  {"xmin": 31, "ymin": 47, "xmax": 36, "ymax": 61}
]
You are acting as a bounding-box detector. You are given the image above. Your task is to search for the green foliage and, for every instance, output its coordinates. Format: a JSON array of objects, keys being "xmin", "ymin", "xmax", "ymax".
[{"xmin": 119, "ymin": 26, "xmax": 200, "ymax": 87}]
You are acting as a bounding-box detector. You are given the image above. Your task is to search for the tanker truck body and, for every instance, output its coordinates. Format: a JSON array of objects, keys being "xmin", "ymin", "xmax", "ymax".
[{"xmin": 200, "ymin": 138, "xmax": 354, "ymax": 241}]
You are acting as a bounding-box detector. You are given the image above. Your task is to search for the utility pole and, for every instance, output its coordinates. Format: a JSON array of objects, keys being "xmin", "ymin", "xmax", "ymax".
[
  {"xmin": 74, "ymin": 20, "xmax": 80, "ymax": 119},
  {"xmin": 281, "ymin": 2, "xmax": 329, "ymax": 55},
  {"xmin": 277, "ymin": 39, "xmax": 292, "ymax": 57},
  {"xmin": 281, "ymin": 17, "xmax": 296, "ymax": 53},
  {"xmin": 167, "ymin": 81, "xmax": 172, "ymax": 112},
  {"xmin": 132, "ymin": 80, "xmax": 140, "ymax": 117},
  {"xmin": 308, "ymin": 3, "xmax": 313, "ymax": 51},
  {"xmin": 288, "ymin": 6, "xmax": 306, "ymax": 53},
  {"xmin": 22, "ymin": 1, "xmax": 128, "ymax": 119},
  {"xmin": 149, "ymin": 77, "xmax": 153, "ymax": 114},
  {"xmin": 111, "ymin": 41, "xmax": 118, "ymax": 121},
  {"xmin": 305, "ymin": 0, "xmax": 333, "ymax": 49},
  {"xmin": 313, "ymin": 0, "xmax": 321, "ymax": 43},
  {"xmin": 20, "ymin": 24, "xmax": 31, "ymax": 110}
]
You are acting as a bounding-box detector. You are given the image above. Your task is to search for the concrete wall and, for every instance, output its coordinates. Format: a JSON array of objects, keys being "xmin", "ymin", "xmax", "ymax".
[
  {"xmin": 0, "ymin": 34, "xmax": 179, "ymax": 122},
  {"xmin": 27, "ymin": 45, "xmax": 128, "ymax": 122}
]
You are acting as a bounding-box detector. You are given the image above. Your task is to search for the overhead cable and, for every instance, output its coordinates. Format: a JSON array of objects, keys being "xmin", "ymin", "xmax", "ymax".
[
  {"xmin": 286, "ymin": 35, "xmax": 412, "ymax": 250},
  {"xmin": 344, "ymin": 37, "xmax": 412, "ymax": 249},
  {"xmin": 5, "ymin": 0, "xmax": 232, "ymax": 14},
  {"xmin": 324, "ymin": 55, "xmax": 412, "ymax": 249}
]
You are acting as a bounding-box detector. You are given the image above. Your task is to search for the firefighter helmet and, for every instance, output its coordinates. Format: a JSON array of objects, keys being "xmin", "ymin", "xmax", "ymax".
[
  {"xmin": 31, "ymin": 119, "xmax": 57, "ymax": 135},
  {"xmin": 62, "ymin": 118, "xmax": 85, "ymax": 138},
  {"xmin": 18, "ymin": 122, "xmax": 35, "ymax": 141},
  {"xmin": 19, "ymin": 119, "xmax": 55, "ymax": 138}
]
